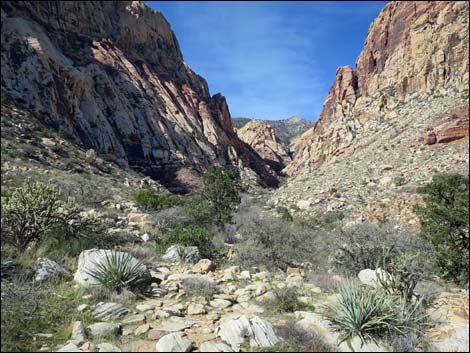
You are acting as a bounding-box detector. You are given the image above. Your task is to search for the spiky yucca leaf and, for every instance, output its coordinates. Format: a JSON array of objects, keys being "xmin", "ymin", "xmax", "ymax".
[
  {"xmin": 325, "ymin": 280, "xmax": 427, "ymax": 346},
  {"xmin": 85, "ymin": 251, "xmax": 147, "ymax": 292}
]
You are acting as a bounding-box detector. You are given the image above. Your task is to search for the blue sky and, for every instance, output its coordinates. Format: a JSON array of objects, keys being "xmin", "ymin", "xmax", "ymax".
[{"xmin": 146, "ymin": 1, "xmax": 387, "ymax": 121}]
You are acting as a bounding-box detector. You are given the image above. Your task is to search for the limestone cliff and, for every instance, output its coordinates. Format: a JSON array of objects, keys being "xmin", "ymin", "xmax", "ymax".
[
  {"xmin": 235, "ymin": 120, "xmax": 291, "ymax": 173},
  {"xmin": 1, "ymin": 1, "xmax": 277, "ymax": 191},
  {"xmin": 286, "ymin": 1, "xmax": 469, "ymax": 176}
]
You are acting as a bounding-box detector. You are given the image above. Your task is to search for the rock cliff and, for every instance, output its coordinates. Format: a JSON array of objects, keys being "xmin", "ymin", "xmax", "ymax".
[
  {"xmin": 286, "ymin": 1, "xmax": 469, "ymax": 176},
  {"xmin": 235, "ymin": 120, "xmax": 291, "ymax": 173},
  {"xmin": 232, "ymin": 116, "xmax": 314, "ymax": 150},
  {"xmin": 1, "ymin": 1, "xmax": 277, "ymax": 192}
]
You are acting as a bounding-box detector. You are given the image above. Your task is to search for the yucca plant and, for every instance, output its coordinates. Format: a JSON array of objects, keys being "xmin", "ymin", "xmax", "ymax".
[
  {"xmin": 85, "ymin": 252, "xmax": 147, "ymax": 293},
  {"xmin": 325, "ymin": 280, "xmax": 427, "ymax": 347}
]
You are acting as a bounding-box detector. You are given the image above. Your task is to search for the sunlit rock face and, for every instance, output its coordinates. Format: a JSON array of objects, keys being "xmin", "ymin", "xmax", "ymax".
[
  {"xmin": 1, "ymin": 1, "xmax": 277, "ymax": 192},
  {"xmin": 286, "ymin": 1, "xmax": 469, "ymax": 176}
]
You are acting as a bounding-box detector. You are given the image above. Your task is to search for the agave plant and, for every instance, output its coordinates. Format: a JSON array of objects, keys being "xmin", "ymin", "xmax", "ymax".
[
  {"xmin": 85, "ymin": 252, "xmax": 147, "ymax": 292},
  {"xmin": 325, "ymin": 280, "xmax": 427, "ymax": 347}
]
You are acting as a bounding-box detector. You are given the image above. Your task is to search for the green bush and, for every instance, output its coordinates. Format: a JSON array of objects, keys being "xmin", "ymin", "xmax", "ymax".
[
  {"xmin": 1, "ymin": 181, "xmax": 96, "ymax": 252},
  {"xmin": 183, "ymin": 195, "xmax": 216, "ymax": 226},
  {"xmin": 85, "ymin": 252, "xmax": 148, "ymax": 293},
  {"xmin": 277, "ymin": 206, "xmax": 293, "ymax": 222},
  {"xmin": 156, "ymin": 225, "xmax": 215, "ymax": 258},
  {"xmin": 202, "ymin": 165, "xmax": 240, "ymax": 226},
  {"xmin": 326, "ymin": 280, "xmax": 427, "ymax": 346},
  {"xmin": 394, "ymin": 176, "xmax": 407, "ymax": 186},
  {"xmin": 133, "ymin": 189, "xmax": 182, "ymax": 211},
  {"xmin": 414, "ymin": 173, "xmax": 469, "ymax": 284},
  {"xmin": 262, "ymin": 288, "xmax": 314, "ymax": 313}
]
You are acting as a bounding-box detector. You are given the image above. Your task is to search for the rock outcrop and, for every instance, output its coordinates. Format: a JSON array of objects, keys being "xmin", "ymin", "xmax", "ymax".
[
  {"xmin": 236, "ymin": 120, "xmax": 291, "ymax": 172},
  {"xmin": 232, "ymin": 116, "xmax": 314, "ymax": 150},
  {"xmin": 1, "ymin": 1, "xmax": 277, "ymax": 192},
  {"xmin": 286, "ymin": 1, "xmax": 469, "ymax": 176}
]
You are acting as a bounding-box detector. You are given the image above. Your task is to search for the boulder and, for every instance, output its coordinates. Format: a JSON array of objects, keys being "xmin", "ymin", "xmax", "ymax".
[
  {"xmin": 187, "ymin": 303, "xmax": 206, "ymax": 315},
  {"xmin": 35, "ymin": 258, "xmax": 69, "ymax": 282},
  {"xmin": 155, "ymin": 332, "xmax": 193, "ymax": 352},
  {"xmin": 250, "ymin": 316, "xmax": 280, "ymax": 347},
  {"xmin": 210, "ymin": 299, "xmax": 233, "ymax": 309},
  {"xmin": 435, "ymin": 119, "xmax": 469, "ymax": 144},
  {"xmin": 296, "ymin": 199, "xmax": 313, "ymax": 210},
  {"xmin": 97, "ymin": 343, "xmax": 122, "ymax": 352},
  {"xmin": 127, "ymin": 212, "xmax": 153, "ymax": 230},
  {"xmin": 71, "ymin": 321, "xmax": 86, "ymax": 345},
  {"xmin": 192, "ymin": 259, "xmax": 216, "ymax": 273},
  {"xmin": 424, "ymin": 132, "xmax": 437, "ymax": 145},
  {"xmin": 57, "ymin": 343, "xmax": 82, "ymax": 352},
  {"xmin": 93, "ymin": 302, "xmax": 129, "ymax": 320},
  {"xmin": 358, "ymin": 268, "xmax": 390, "ymax": 288},
  {"xmin": 74, "ymin": 249, "xmax": 149, "ymax": 288},
  {"xmin": 217, "ymin": 315, "xmax": 279, "ymax": 350},
  {"xmin": 162, "ymin": 245, "xmax": 201, "ymax": 265},
  {"xmin": 87, "ymin": 322, "xmax": 121, "ymax": 337},
  {"xmin": 199, "ymin": 342, "xmax": 234, "ymax": 352}
]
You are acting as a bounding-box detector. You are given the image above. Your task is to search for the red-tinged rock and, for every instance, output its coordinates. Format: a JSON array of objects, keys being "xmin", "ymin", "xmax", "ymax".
[
  {"xmin": 425, "ymin": 132, "xmax": 437, "ymax": 145},
  {"xmin": 436, "ymin": 119, "xmax": 469, "ymax": 144}
]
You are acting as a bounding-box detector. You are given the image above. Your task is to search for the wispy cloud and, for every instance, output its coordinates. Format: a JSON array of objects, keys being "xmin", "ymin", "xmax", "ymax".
[{"xmin": 148, "ymin": 1, "xmax": 386, "ymax": 120}]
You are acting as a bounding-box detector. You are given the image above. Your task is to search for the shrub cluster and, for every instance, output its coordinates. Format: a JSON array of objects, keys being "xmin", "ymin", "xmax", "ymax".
[
  {"xmin": 155, "ymin": 225, "xmax": 215, "ymax": 259},
  {"xmin": 414, "ymin": 173, "xmax": 469, "ymax": 284},
  {"xmin": 133, "ymin": 189, "xmax": 183, "ymax": 211},
  {"xmin": 262, "ymin": 288, "xmax": 314, "ymax": 313},
  {"xmin": 1, "ymin": 181, "xmax": 99, "ymax": 253}
]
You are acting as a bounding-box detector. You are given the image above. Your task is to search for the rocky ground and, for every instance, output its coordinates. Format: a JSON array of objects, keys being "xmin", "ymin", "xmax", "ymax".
[
  {"xmin": 272, "ymin": 93, "xmax": 469, "ymax": 233},
  {"xmin": 2, "ymin": 245, "xmax": 469, "ymax": 353}
]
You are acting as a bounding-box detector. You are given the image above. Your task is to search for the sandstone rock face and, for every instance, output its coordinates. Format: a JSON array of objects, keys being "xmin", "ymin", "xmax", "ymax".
[
  {"xmin": 233, "ymin": 116, "xmax": 314, "ymax": 152},
  {"xmin": 236, "ymin": 120, "xmax": 291, "ymax": 172},
  {"xmin": 286, "ymin": 1, "xmax": 469, "ymax": 176},
  {"xmin": 0, "ymin": 1, "xmax": 277, "ymax": 192}
]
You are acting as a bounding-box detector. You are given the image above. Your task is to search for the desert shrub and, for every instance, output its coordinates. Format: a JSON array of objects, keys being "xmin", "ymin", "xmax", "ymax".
[
  {"xmin": 182, "ymin": 195, "xmax": 216, "ymax": 226},
  {"xmin": 182, "ymin": 278, "xmax": 217, "ymax": 301},
  {"xmin": 235, "ymin": 216, "xmax": 321, "ymax": 271},
  {"xmin": 394, "ymin": 176, "xmax": 407, "ymax": 186},
  {"xmin": 155, "ymin": 206, "xmax": 194, "ymax": 228},
  {"xmin": 202, "ymin": 165, "xmax": 241, "ymax": 226},
  {"xmin": 414, "ymin": 173, "xmax": 469, "ymax": 284},
  {"xmin": 1, "ymin": 181, "xmax": 97, "ymax": 252},
  {"xmin": 414, "ymin": 281, "xmax": 443, "ymax": 306},
  {"xmin": 389, "ymin": 330, "xmax": 427, "ymax": 352},
  {"xmin": 276, "ymin": 206, "xmax": 293, "ymax": 222},
  {"xmin": 85, "ymin": 252, "xmax": 148, "ymax": 293},
  {"xmin": 326, "ymin": 280, "xmax": 427, "ymax": 346},
  {"xmin": 332, "ymin": 223, "xmax": 397, "ymax": 275},
  {"xmin": 133, "ymin": 189, "xmax": 183, "ymax": 211},
  {"xmin": 376, "ymin": 252, "xmax": 425, "ymax": 303},
  {"xmin": 262, "ymin": 288, "xmax": 313, "ymax": 313},
  {"xmin": 263, "ymin": 322, "xmax": 334, "ymax": 352},
  {"xmin": 123, "ymin": 244, "xmax": 159, "ymax": 266},
  {"xmin": 306, "ymin": 273, "xmax": 342, "ymax": 293},
  {"xmin": 331, "ymin": 222, "xmax": 432, "ymax": 277},
  {"xmin": 156, "ymin": 225, "xmax": 215, "ymax": 258},
  {"xmin": 1, "ymin": 277, "xmax": 93, "ymax": 352},
  {"xmin": 322, "ymin": 210, "xmax": 344, "ymax": 224}
]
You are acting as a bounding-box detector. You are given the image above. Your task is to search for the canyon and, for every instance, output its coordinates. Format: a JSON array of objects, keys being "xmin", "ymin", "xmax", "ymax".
[{"xmin": 1, "ymin": 2, "xmax": 469, "ymax": 352}]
